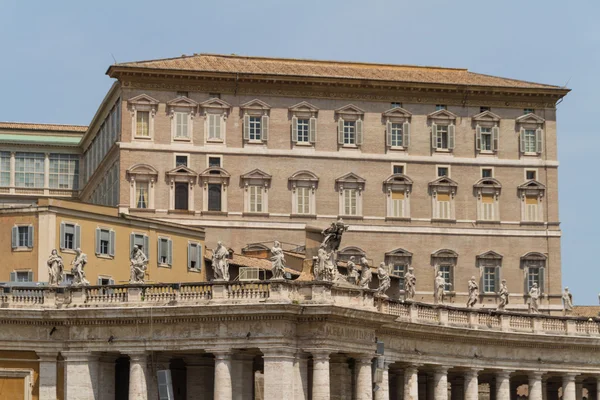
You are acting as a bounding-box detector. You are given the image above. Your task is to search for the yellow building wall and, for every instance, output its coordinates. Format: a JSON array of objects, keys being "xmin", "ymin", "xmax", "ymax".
[
  {"xmin": 0, "ymin": 351, "xmax": 39, "ymax": 400},
  {"xmin": 0, "ymin": 214, "xmax": 39, "ymax": 282}
]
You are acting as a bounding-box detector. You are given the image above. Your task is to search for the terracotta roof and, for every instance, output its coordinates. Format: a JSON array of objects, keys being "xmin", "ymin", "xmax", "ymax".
[
  {"xmin": 0, "ymin": 122, "xmax": 87, "ymax": 133},
  {"xmin": 205, "ymin": 249, "xmax": 300, "ymax": 276},
  {"xmin": 573, "ymin": 306, "xmax": 600, "ymax": 318},
  {"xmin": 111, "ymin": 53, "xmax": 565, "ymax": 91}
]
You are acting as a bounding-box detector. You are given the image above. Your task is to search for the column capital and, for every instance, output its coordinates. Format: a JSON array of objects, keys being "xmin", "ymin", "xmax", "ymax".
[
  {"xmin": 433, "ymin": 365, "xmax": 451, "ymax": 374},
  {"xmin": 211, "ymin": 349, "xmax": 233, "ymax": 361},
  {"xmin": 353, "ymin": 354, "xmax": 374, "ymax": 365},
  {"xmin": 495, "ymin": 370, "xmax": 514, "ymax": 379},
  {"xmin": 61, "ymin": 350, "xmax": 99, "ymax": 362},
  {"xmin": 464, "ymin": 368, "xmax": 483, "ymax": 378},
  {"xmin": 37, "ymin": 351, "xmax": 59, "ymax": 362},
  {"xmin": 128, "ymin": 351, "xmax": 149, "ymax": 362},
  {"xmin": 528, "ymin": 371, "xmax": 545, "ymax": 379},
  {"xmin": 308, "ymin": 349, "xmax": 331, "ymax": 362},
  {"xmin": 562, "ymin": 373, "xmax": 578, "ymax": 381},
  {"xmin": 261, "ymin": 347, "xmax": 297, "ymax": 360}
]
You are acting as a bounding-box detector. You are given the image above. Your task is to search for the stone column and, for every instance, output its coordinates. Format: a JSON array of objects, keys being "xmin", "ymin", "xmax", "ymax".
[
  {"xmin": 129, "ymin": 352, "xmax": 149, "ymax": 400},
  {"xmin": 232, "ymin": 354, "xmax": 254, "ymax": 400},
  {"xmin": 98, "ymin": 355, "xmax": 117, "ymax": 400},
  {"xmin": 312, "ymin": 351, "xmax": 331, "ymax": 400},
  {"xmin": 464, "ymin": 369, "xmax": 480, "ymax": 400},
  {"xmin": 63, "ymin": 351, "xmax": 100, "ymax": 400},
  {"xmin": 355, "ymin": 355, "xmax": 373, "ymax": 400},
  {"xmin": 404, "ymin": 365, "xmax": 419, "ymax": 400},
  {"xmin": 185, "ymin": 356, "xmax": 214, "ymax": 400},
  {"xmin": 542, "ymin": 378, "xmax": 548, "ymax": 400},
  {"xmin": 374, "ymin": 361, "xmax": 390, "ymax": 400},
  {"xmin": 331, "ymin": 354, "xmax": 351, "ymax": 400},
  {"xmin": 38, "ymin": 351, "xmax": 58, "ymax": 400},
  {"xmin": 263, "ymin": 348, "xmax": 295, "ymax": 400},
  {"xmin": 563, "ymin": 374, "xmax": 577, "ymax": 400},
  {"xmin": 529, "ymin": 372, "xmax": 544, "ymax": 400},
  {"xmin": 214, "ymin": 351, "xmax": 233, "ymax": 400},
  {"xmin": 433, "ymin": 366, "xmax": 449, "ymax": 400},
  {"xmin": 495, "ymin": 371, "xmax": 512, "ymax": 400},
  {"xmin": 294, "ymin": 353, "xmax": 309, "ymax": 400}
]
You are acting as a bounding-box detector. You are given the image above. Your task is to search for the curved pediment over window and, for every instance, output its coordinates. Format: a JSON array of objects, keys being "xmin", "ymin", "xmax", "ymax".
[
  {"xmin": 199, "ymin": 167, "xmax": 230, "ymax": 185},
  {"xmin": 126, "ymin": 164, "xmax": 159, "ymax": 180},
  {"xmin": 474, "ymin": 178, "xmax": 502, "ymax": 189},
  {"xmin": 428, "ymin": 109, "xmax": 458, "ymax": 123},
  {"xmin": 338, "ymin": 246, "xmax": 366, "ymax": 262},
  {"xmin": 383, "ymin": 173, "xmax": 413, "ymax": 192},
  {"xmin": 432, "ymin": 249, "xmax": 458, "ymax": 259},
  {"xmin": 385, "ymin": 248, "xmax": 413, "ymax": 258},
  {"xmin": 288, "ymin": 170, "xmax": 319, "ymax": 189},
  {"xmin": 522, "ymin": 252, "xmax": 547, "ymax": 261}
]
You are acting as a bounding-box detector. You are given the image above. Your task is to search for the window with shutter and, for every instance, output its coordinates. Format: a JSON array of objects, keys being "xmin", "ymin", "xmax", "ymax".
[
  {"xmin": 261, "ymin": 115, "xmax": 269, "ymax": 141},
  {"xmin": 248, "ymin": 116, "xmax": 262, "ymax": 141},
  {"xmin": 438, "ymin": 265, "xmax": 453, "ymax": 291},
  {"xmin": 492, "ymin": 126, "xmax": 499, "ymax": 151},
  {"xmin": 436, "ymin": 193, "xmax": 451, "ymax": 219},
  {"xmin": 15, "ymin": 226, "xmax": 32, "ymax": 248},
  {"xmin": 402, "ymin": 121, "xmax": 410, "ymax": 147},
  {"xmin": 355, "ymin": 119, "xmax": 363, "ymax": 145},
  {"xmin": 136, "ymin": 111, "xmax": 150, "ymax": 137},
  {"xmin": 249, "ymin": 186, "xmax": 263, "ymax": 213},
  {"xmin": 243, "ymin": 114, "xmax": 250, "ymax": 141},
  {"xmin": 391, "ymin": 191, "xmax": 405, "ymax": 217},
  {"xmin": 343, "ymin": 189, "xmax": 357, "ymax": 215},
  {"xmin": 535, "ymin": 128, "xmax": 543, "ymax": 153},
  {"xmin": 431, "ymin": 124, "xmax": 438, "ymax": 149},
  {"xmin": 338, "ymin": 119, "xmax": 344, "ymax": 144},
  {"xmin": 481, "ymin": 194, "xmax": 494, "ymax": 220},
  {"xmin": 158, "ymin": 237, "xmax": 170, "ymax": 266},
  {"xmin": 342, "ymin": 121, "xmax": 356, "ymax": 145},
  {"xmin": 11, "ymin": 226, "xmax": 18, "ymax": 249},
  {"xmin": 525, "ymin": 196, "xmax": 539, "ymax": 221},
  {"xmin": 188, "ymin": 242, "xmax": 200, "ymax": 270},
  {"xmin": 483, "ymin": 266, "xmax": 497, "ymax": 293},
  {"xmin": 447, "ymin": 124, "xmax": 455, "ymax": 149},
  {"xmin": 208, "ymin": 114, "xmax": 222, "ymax": 139},
  {"xmin": 174, "ymin": 112, "xmax": 189, "ymax": 138},
  {"xmin": 296, "ymin": 187, "xmax": 310, "ymax": 214},
  {"xmin": 295, "ymin": 118, "xmax": 310, "ymax": 143},
  {"xmin": 131, "ymin": 233, "xmax": 149, "ymax": 259},
  {"xmin": 208, "ymin": 184, "xmax": 222, "ymax": 211},
  {"xmin": 309, "ymin": 117, "xmax": 317, "ymax": 143},
  {"xmin": 389, "ymin": 123, "xmax": 403, "ymax": 147}
]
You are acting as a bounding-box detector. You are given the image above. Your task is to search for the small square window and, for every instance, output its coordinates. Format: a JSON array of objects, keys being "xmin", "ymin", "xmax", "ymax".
[
  {"xmin": 480, "ymin": 106, "xmax": 490, "ymax": 113},
  {"xmin": 391, "ymin": 102, "xmax": 402, "ymax": 109},
  {"xmin": 526, "ymin": 170, "xmax": 537, "ymax": 180},
  {"xmin": 175, "ymin": 155, "xmax": 188, "ymax": 167},
  {"xmin": 436, "ymin": 105, "xmax": 447, "ymax": 111},
  {"xmin": 524, "ymin": 108, "xmax": 534, "ymax": 115},
  {"xmin": 482, "ymin": 168, "xmax": 493, "ymax": 178},
  {"xmin": 100, "ymin": 278, "xmax": 111, "ymax": 286},
  {"xmin": 208, "ymin": 157, "xmax": 221, "ymax": 168},
  {"xmin": 209, "ymin": 93, "xmax": 221, "ymax": 99},
  {"xmin": 177, "ymin": 91, "xmax": 189, "ymax": 98},
  {"xmin": 393, "ymin": 165, "xmax": 404, "ymax": 175},
  {"xmin": 437, "ymin": 167, "xmax": 449, "ymax": 177}
]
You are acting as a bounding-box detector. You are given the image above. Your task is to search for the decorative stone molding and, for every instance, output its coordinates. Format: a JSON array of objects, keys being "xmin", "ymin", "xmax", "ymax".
[
  {"xmin": 166, "ymin": 166, "xmax": 198, "ymax": 212},
  {"xmin": 200, "ymin": 98, "xmax": 232, "ymax": 116},
  {"xmin": 126, "ymin": 164, "xmax": 158, "ymax": 210},
  {"xmin": 474, "ymin": 178, "xmax": 502, "ymax": 222},
  {"xmin": 200, "ymin": 98, "xmax": 232, "ymax": 144},
  {"xmin": 288, "ymin": 170, "xmax": 319, "ymax": 216},
  {"xmin": 383, "ymin": 107, "xmax": 412, "ymax": 149},
  {"xmin": 336, "ymin": 172, "xmax": 366, "ymax": 217},
  {"xmin": 429, "ymin": 177, "xmax": 458, "ymax": 220},
  {"xmin": 384, "ymin": 174, "xmax": 413, "ymax": 219},
  {"xmin": 241, "ymin": 99, "xmax": 270, "ymax": 143},
  {"xmin": 127, "ymin": 94, "xmax": 159, "ymax": 140},
  {"xmin": 289, "ymin": 102, "xmax": 318, "ymax": 145},
  {"xmin": 240, "ymin": 169, "xmax": 272, "ymax": 214},
  {"xmin": 336, "ymin": 105, "xmax": 365, "ymax": 147},
  {"xmin": 289, "ymin": 101, "xmax": 319, "ymax": 117},
  {"xmin": 385, "ymin": 248, "xmax": 413, "ymax": 278},
  {"xmin": 518, "ymin": 180, "xmax": 545, "ymax": 223},
  {"xmin": 338, "ymin": 246, "xmax": 366, "ymax": 262},
  {"xmin": 472, "ymin": 110, "xmax": 501, "ymax": 126},
  {"xmin": 476, "ymin": 251, "xmax": 503, "ymax": 293},
  {"xmin": 166, "ymin": 96, "xmax": 197, "ymax": 143},
  {"xmin": 516, "ymin": 113, "xmax": 545, "ymax": 155},
  {"xmin": 166, "ymin": 96, "xmax": 198, "ymax": 115},
  {"xmin": 428, "ymin": 109, "xmax": 458, "ymax": 124}
]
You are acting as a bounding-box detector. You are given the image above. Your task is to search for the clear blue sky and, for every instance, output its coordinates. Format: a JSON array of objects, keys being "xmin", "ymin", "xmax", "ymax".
[{"xmin": 0, "ymin": 1, "xmax": 596, "ymax": 303}]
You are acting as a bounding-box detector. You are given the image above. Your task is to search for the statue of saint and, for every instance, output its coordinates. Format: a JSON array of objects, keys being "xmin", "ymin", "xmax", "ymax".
[
  {"xmin": 320, "ymin": 218, "xmax": 349, "ymax": 253},
  {"xmin": 47, "ymin": 249, "xmax": 64, "ymax": 286},
  {"xmin": 404, "ymin": 267, "xmax": 416, "ymax": 300},
  {"xmin": 315, "ymin": 244, "xmax": 336, "ymax": 281},
  {"xmin": 562, "ymin": 287, "xmax": 573, "ymax": 313},
  {"xmin": 346, "ymin": 256, "xmax": 359, "ymax": 285},
  {"xmin": 212, "ymin": 241, "xmax": 230, "ymax": 281},
  {"xmin": 376, "ymin": 262, "xmax": 391, "ymax": 296},
  {"xmin": 71, "ymin": 248, "xmax": 90, "ymax": 286},
  {"xmin": 497, "ymin": 279, "xmax": 509, "ymax": 310},
  {"xmin": 467, "ymin": 276, "xmax": 479, "ymax": 308},
  {"xmin": 270, "ymin": 241, "xmax": 286, "ymax": 280},
  {"xmin": 528, "ymin": 282, "xmax": 540, "ymax": 314},
  {"xmin": 129, "ymin": 245, "xmax": 148, "ymax": 284},
  {"xmin": 358, "ymin": 256, "xmax": 372, "ymax": 289},
  {"xmin": 434, "ymin": 271, "xmax": 447, "ymax": 304}
]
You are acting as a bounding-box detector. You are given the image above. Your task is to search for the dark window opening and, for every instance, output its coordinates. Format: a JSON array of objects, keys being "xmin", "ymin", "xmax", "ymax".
[{"xmin": 175, "ymin": 183, "xmax": 189, "ymax": 210}]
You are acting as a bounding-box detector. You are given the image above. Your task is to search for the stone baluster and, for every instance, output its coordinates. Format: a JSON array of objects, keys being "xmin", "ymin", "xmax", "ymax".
[
  {"xmin": 464, "ymin": 369, "xmax": 480, "ymax": 400},
  {"xmin": 563, "ymin": 373, "xmax": 577, "ymax": 400},
  {"xmin": 432, "ymin": 366, "xmax": 449, "ymax": 400},
  {"xmin": 37, "ymin": 351, "xmax": 58, "ymax": 400},
  {"xmin": 129, "ymin": 352, "xmax": 149, "ymax": 400},
  {"xmin": 495, "ymin": 371, "xmax": 512, "ymax": 400},
  {"xmin": 312, "ymin": 351, "xmax": 331, "ymax": 400},
  {"xmin": 293, "ymin": 353, "xmax": 309, "ymax": 400},
  {"xmin": 355, "ymin": 355, "xmax": 374, "ymax": 400},
  {"xmin": 404, "ymin": 365, "xmax": 420, "ymax": 400},
  {"xmin": 263, "ymin": 348, "xmax": 296, "ymax": 400},
  {"xmin": 63, "ymin": 351, "xmax": 100, "ymax": 400},
  {"xmin": 184, "ymin": 356, "xmax": 214, "ymax": 400},
  {"xmin": 374, "ymin": 360, "xmax": 391, "ymax": 400},
  {"xmin": 214, "ymin": 351, "xmax": 233, "ymax": 400},
  {"xmin": 528, "ymin": 372, "xmax": 544, "ymax": 400}
]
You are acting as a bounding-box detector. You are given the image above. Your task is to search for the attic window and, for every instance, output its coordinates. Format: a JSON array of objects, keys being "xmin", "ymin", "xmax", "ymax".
[
  {"xmin": 437, "ymin": 167, "xmax": 449, "ymax": 177},
  {"xmin": 177, "ymin": 91, "xmax": 189, "ymax": 98},
  {"xmin": 480, "ymin": 106, "xmax": 490, "ymax": 113},
  {"xmin": 436, "ymin": 105, "xmax": 447, "ymax": 111}
]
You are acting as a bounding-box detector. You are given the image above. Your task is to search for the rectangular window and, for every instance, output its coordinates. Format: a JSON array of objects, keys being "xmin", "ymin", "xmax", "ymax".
[
  {"xmin": 16, "ymin": 271, "xmax": 32, "ymax": 283},
  {"xmin": 208, "ymin": 184, "xmax": 222, "ymax": 211},
  {"xmin": 18, "ymin": 226, "xmax": 30, "ymax": 247},
  {"xmin": 480, "ymin": 127, "xmax": 492, "ymax": 151},
  {"xmin": 524, "ymin": 108, "xmax": 534, "ymax": 115},
  {"xmin": 480, "ymin": 106, "xmax": 490, "ymax": 113},
  {"xmin": 390, "ymin": 123, "xmax": 404, "ymax": 147},
  {"xmin": 63, "ymin": 223, "xmax": 76, "ymax": 250},
  {"xmin": 176, "ymin": 91, "xmax": 189, "ymax": 98},
  {"xmin": 392, "ymin": 264, "xmax": 405, "ymax": 288},
  {"xmin": 526, "ymin": 170, "xmax": 537, "ymax": 180},
  {"xmin": 482, "ymin": 168, "xmax": 493, "ymax": 178},
  {"xmin": 483, "ymin": 267, "xmax": 497, "ymax": 293},
  {"xmin": 439, "ymin": 265, "xmax": 453, "ymax": 291},
  {"xmin": 208, "ymin": 114, "xmax": 222, "ymax": 139},
  {"xmin": 393, "ymin": 165, "xmax": 404, "ymax": 175},
  {"xmin": 136, "ymin": 111, "xmax": 150, "ymax": 137},
  {"xmin": 49, "ymin": 154, "xmax": 79, "ymax": 190},
  {"xmin": 209, "ymin": 93, "xmax": 221, "ymax": 99},
  {"xmin": 175, "ymin": 112, "xmax": 189, "ymax": 138},
  {"xmin": 481, "ymin": 194, "xmax": 494, "ymax": 220},
  {"xmin": 249, "ymin": 116, "xmax": 262, "ymax": 141},
  {"xmin": 437, "ymin": 167, "xmax": 449, "ymax": 177},
  {"xmin": 158, "ymin": 237, "xmax": 171, "ymax": 265},
  {"xmin": 523, "ymin": 130, "xmax": 537, "ymax": 153},
  {"xmin": 249, "ymin": 186, "xmax": 263, "ymax": 213},
  {"xmin": 436, "ymin": 105, "xmax": 447, "ymax": 111},
  {"xmin": 208, "ymin": 157, "xmax": 221, "ymax": 168},
  {"xmin": 343, "ymin": 189, "xmax": 357, "ymax": 215},
  {"xmin": 437, "ymin": 193, "xmax": 451, "ymax": 219},
  {"xmin": 175, "ymin": 155, "xmax": 188, "ymax": 167},
  {"xmin": 296, "ymin": 187, "xmax": 310, "ymax": 214},
  {"xmin": 391, "ymin": 102, "xmax": 402, "ymax": 109},
  {"xmin": 391, "ymin": 191, "xmax": 405, "ymax": 217},
  {"xmin": 343, "ymin": 121, "xmax": 356, "ymax": 145},
  {"xmin": 436, "ymin": 125, "xmax": 449, "ymax": 149},
  {"xmin": 188, "ymin": 242, "xmax": 201, "ymax": 270},
  {"xmin": 15, "ymin": 152, "xmax": 44, "ymax": 188},
  {"xmin": 131, "ymin": 233, "xmax": 149, "ymax": 256},
  {"xmin": 136, "ymin": 182, "xmax": 149, "ymax": 209},
  {"xmin": 296, "ymin": 119, "xmax": 310, "ymax": 143},
  {"xmin": 0, "ymin": 152, "xmax": 10, "ymax": 187},
  {"xmin": 527, "ymin": 267, "xmax": 541, "ymax": 291},
  {"xmin": 97, "ymin": 229, "xmax": 112, "ymax": 256},
  {"xmin": 525, "ymin": 196, "xmax": 538, "ymax": 221}
]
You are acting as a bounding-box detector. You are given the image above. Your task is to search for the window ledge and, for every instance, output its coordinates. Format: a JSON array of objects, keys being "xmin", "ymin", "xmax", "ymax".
[
  {"xmin": 133, "ymin": 136, "xmax": 153, "ymax": 140},
  {"xmin": 130, "ymin": 208, "xmax": 156, "ymax": 213},
  {"xmin": 293, "ymin": 141, "xmax": 313, "ymax": 147},
  {"xmin": 202, "ymin": 210, "xmax": 227, "ymax": 216},
  {"xmin": 173, "ymin": 137, "xmax": 192, "ymax": 142},
  {"xmin": 95, "ymin": 254, "xmax": 114, "ymax": 260},
  {"xmin": 246, "ymin": 140, "xmax": 266, "ymax": 145},
  {"xmin": 206, "ymin": 138, "xmax": 224, "ymax": 143},
  {"xmin": 12, "ymin": 247, "xmax": 33, "ymax": 252},
  {"xmin": 290, "ymin": 213, "xmax": 317, "ymax": 219},
  {"xmin": 476, "ymin": 220, "xmax": 501, "ymax": 225},
  {"xmin": 337, "ymin": 215, "xmax": 363, "ymax": 220},
  {"xmin": 434, "ymin": 148, "xmax": 452, "ymax": 153},
  {"xmin": 388, "ymin": 146, "xmax": 406, "ymax": 151},
  {"xmin": 242, "ymin": 212, "xmax": 270, "ymax": 217},
  {"xmin": 341, "ymin": 144, "xmax": 359, "ymax": 149},
  {"xmin": 520, "ymin": 221, "xmax": 545, "ymax": 226},
  {"xmin": 188, "ymin": 268, "xmax": 201, "ymax": 273},
  {"xmin": 431, "ymin": 218, "xmax": 457, "ymax": 223},
  {"xmin": 385, "ymin": 216, "xmax": 411, "ymax": 222},
  {"xmin": 168, "ymin": 210, "xmax": 195, "ymax": 215},
  {"xmin": 522, "ymin": 152, "xmax": 541, "ymax": 157},
  {"xmin": 60, "ymin": 248, "xmax": 77, "ymax": 254},
  {"xmin": 158, "ymin": 264, "xmax": 172, "ymax": 269},
  {"xmin": 478, "ymin": 150, "xmax": 496, "ymax": 155}
]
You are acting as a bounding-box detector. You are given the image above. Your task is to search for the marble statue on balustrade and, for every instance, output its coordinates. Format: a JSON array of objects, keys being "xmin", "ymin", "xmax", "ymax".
[
  {"xmin": 528, "ymin": 282, "xmax": 540, "ymax": 314},
  {"xmin": 434, "ymin": 271, "xmax": 447, "ymax": 304},
  {"xmin": 467, "ymin": 276, "xmax": 479, "ymax": 308},
  {"xmin": 129, "ymin": 245, "xmax": 148, "ymax": 284},
  {"xmin": 212, "ymin": 241, "xmax": 230, "ymax": 282},
  {"xmin": 346, "ymin": 256, "xmax": 359, "ymax": 285},
  {"xmin": 315, "ymin": 244, "xmax": 336, "ymax": 281},
  {"xmin": 313, "ymin": 218, "xmax": 348, "ymax": 282},
  {"xmin": 358, "ymin": 256, "xmax": 372, "ymax": 289},
  {"xmin": 270, "ymin": 241, "xmax": 286, "ymax": 280},
  {"xmin": 320, "ymin": 218, "xmax": 349, "ymax": 254},
  {"xmin": 497, "ymin": 279, "xmax": 509, "ymax": 310},
  {"xmin": 376, "ymin": 262, "xmax": 390, "ymax": 296},
  {"xmin": 562, "ymin": 287, "xmax": 573, "ymax": 313},
  {"xmin": 71, "ymin": 248, "xmax": 90, "ymax": 286},
  {"xmin": 47, "ymin": 249, "xmax": 64, "ymax": 286},
  {"xmin": 404, "ymin": 267, "xmax": 416, "ymax": 300}
]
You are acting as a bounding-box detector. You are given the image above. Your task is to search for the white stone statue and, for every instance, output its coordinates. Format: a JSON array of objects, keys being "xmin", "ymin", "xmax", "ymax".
[
  {"xmin": 358, "ymin": 256, "xmax": 372, "ymax": 289},
  {"xmin": 467, "ymin": 276, "xmax": 479, "ymax": 308},
  {"xmin": 270, "ymin": 241, "xmax": 286, "ymax": 280},
  {"xmin": 320, "ymin": 218, "xmax": 349, "ymax": 254},
  {"xmin": 315, "ymin": 244, "xmax": 335, "ymax": 281},
  {"xmin": 71, "ymin": 248, "xmax": 90, "ymax": 286},
  {"xmin": 497, "ymin": 279, "xmax": 509, "ymax": 310},
  {"xmin": 129, "ymin": 245, "xmax": 148, "ymax": 284},
  {"xmin": 212, "ymin": 241, "xmax": 230, "ymax": 281},
  {"xmin": 346, "ymin": 256, "xmax": 359, "ymax": 285},
  {"xmin": 404, "ymin": 267, "xmax": 416, "ymax": 300},
  {"xmin": 562, "ymin": 287, "xmax": 573, "ymax": 313},
  {"xmin": 47, "ymin": 249, "xmax": 64, "ymax": 286},
  {"xmin": 528, "ymin": 282, "xmax": 540, "ymax": 314},
  {"xmin": 434, "ymin": 271, "xmax": 447, "ymax": 304},
  {"xmin": 376, "ymin": 262, "xmax": 390, "ymax": 296}
]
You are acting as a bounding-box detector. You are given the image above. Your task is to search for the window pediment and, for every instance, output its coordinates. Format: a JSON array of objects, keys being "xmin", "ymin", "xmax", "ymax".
[
  {"xmin": 200, "ymin": 98, "xmax": 232, "ymax": 116},
  {"xmin": 241, "ymin": 168, "xmax": 272, "ymax": 188},
  {"xmin": 382, "ymin": 107, "xmax": 412, "ymax": 121},
  {"xmin": 289, "ymin": 101, "xmax": 319, "ymax": 118},
  {"xmin": 126, "ymin": 164, "xmax": 158, "ymax": 181},
  {"xmin": 518, "ymin": 179, "xmax": 545, "ymax": 197},
  {"xmin": 385, "ymin": 248, "xmax": 413, "ymax": 258},
  {"xmin": 516, "ymin": 113, "xmax": 545, "ymax": 126},
  {"xmin": 429, "ymin": 176, "xmax": 458, "ymax": 188},
  {"xmin": 127, "ymin": 94, "xmax": 159, "ymax": 112},
  {"xmin": 432, "ymin": 249, "xmax": 458, "ymax": 258},
  {"xmin": 335, "ymin": 104, "xmax": 365, "ymax": 118},
  {"xmin": 336, "ymin": 172, "xmax": 366, "ymax": 191},
  {"xmin": 338, "ymin": 246, "xmax": 366, "ymax": 262},
  {"xmin": 383, "ymin": 173, "xmax": 413, "ymax": 192},
  {"xmin": 199, "ymin": 167, "xmax": 230, "ymax": 185},
  {"xmin": 289, "ymin": 170, "xmax": 319, "ymax": 189},
  {"xmin": 472, "ymin": 110, "xmax": 501, "ymax": 124},
  {"xmin": 167, "ymin": 96, "xmax": 198, "ymax": 109},
  {"xmin": 521, "ymin": 252, "xmax": 547, "ymax": 261},
  {"xmin": 477, "ymin": 250, "xmax": 503, "ymax": 260},
  {"xmin": 474, "ymin": 178, "xmax": 502, "ymax": 189},
  {"xmin": 428, "ymin": 109, "xmax": 458, "ymax": 123},
  {"xmin": 166, "ymin": 165, "xmax": 197, "ymax": 177},
  {"xmin": 240, "ymin": 99, "xmax": 271, "ymax": 115}
]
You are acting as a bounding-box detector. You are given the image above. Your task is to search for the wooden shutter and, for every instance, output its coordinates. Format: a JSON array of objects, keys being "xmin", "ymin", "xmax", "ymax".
[
  {"xmin": 448, "ymin": 124, "xmax": 455, "ymax": 149},
  {"xmin": 492, "ymin": 126, "xmax": 499, "ymax": 152},
  {"xmin": 535, "ymin": 128, "xmax": 543, "ymax": 154},
  {"xmin": 197, "ymin": 244, "xmax": 202, "ymax": 271},
  {"xmin": 75, "ymin": 224, "xmax": 81, "ymax": 249},
  {"xmin": 167, "ymin": 239, "xmax": 173, "ymax": 266},
  {"xmin": 27, "ymin": 271, "xmax": 33, "ymax": 282},
  {"xmin": 519, "ymin": 128, "xmax": 526, "ymax": 153},
  {"xmin": 403, "ymin": 121, "xmax": 410, "ymax": 147},
  {"xmin": 261, "ymin": 115, "xmax": 269, "ymax": 141},
  {"xmin": 243, "ymin": 114, "xmax": 250, "ymax": 140},
  {"xmin": 9, "ymin": 272, "xmax": 16, "ymax": 282},
  {"xmin": 11, "ymin": 226, "xmax": 17, "ymax": 249},
  {"xmin": 338, "ymin": 118, "xmax": 344, "ymax": 144},
  {"xmin": 539, "ymin": 267, "xmax": 545, "ymax": 294},
  {"xmin": 309, "ymin": 117, "xmax": 317, "ymax": 143},
  {"xmin": 475, "ymin": 125, "xmax": 481, "ymax": 150},
  {"xmin": 386, "ymin": 121, "xmax": 392, "ymax": 147},
  {"xmin": 109, "ymin": 278, "xmax": 115, "ymax": 285},
  {"xmin": 97, "ymin": 277, "xmax": 103, "ymax": 285},
  {"xmin": 291, "ymin": 116, "xmax": 298, "ymax": 142},
  {"xmin": 187, "ymin": 243, "xmax": 192, "ymax": 269},
  {"xmin": 356, "ymin": 119, "xmax": 363, "ymax": 145},
  {"xmin": 60, "ymin": 222, "xmax": 65, "ymax": 249},
  {"xmin": 27, "ymin": 226, "xmax": 34, "ymax": 248},
  {"xmin": 431, "ymin": 123, "xmax": 438, "ymax": 148},
  {"xmin": 129, "ymin": 233, "xmax": 134, "ymax": 255},
  {"xmin": 109, "ymin": 230, "xmax": 116, "ymax": 257},
  {"xmin": 95, "ymin": 228, "xmax": 101, "ymax": 255},
  {"xmin": 143, "ymin": 235, "xmax": 149, "ymax": 260},
  {"xmin": 495, "ymin": 266, "xmax": 500, "ymax": 293}
]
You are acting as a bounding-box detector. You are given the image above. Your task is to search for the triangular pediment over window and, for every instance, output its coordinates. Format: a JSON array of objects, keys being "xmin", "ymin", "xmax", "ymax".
[
  {"xmin": 241, "ymin": 168, "xmax": 272, "ymax": 181},
  {"xmin": 516, "ymin": 113, "xmax": 545, "ymax": 125},
  {"xmin": 289, "ymin": 101, "xmax": 319, "ymax": 113},
  {"xmin": 127, "ymin": 94, "xmax": 159, "ymax": 107},
  {"xmin": 336, "ymin": 172, "xmax": 366, "ymax": 184},
  {"xmin": 474, "ymin": 178, "xmax": 502, "ymax": 189},
  {"xmin": 477, "ymin": 250, "xmax": 503, "ymax": 260},
  {"xmin": 472, "ymin": 110, "xmax": 501, "ymax": 123},
  {"xmin": 167, "ymin": 96, "xmax": 198, "ymax": 108},
  {"xmin": 166, "ymin": 165, "xmax": 198, "ymax": 177},
  {"xmin": 240, "ymin": 99, "xmax": 271, "ymax": 111},
  {"xmin": 428, "ymin": 109, "xmax": 458, "ymax": 121},
  {"xmin": 429, "ymin": 176, "xmax": 458, "ymax": 188},
  {"xmin": 518, "ymin": 180, "xmax": 545, "ymax": 190},
  {"xmin": 382, "ymin": 107, "xmax": 412, "ymax": 118},
  {"xmin": 335, "ymin": 104, "xmax": 365, "ymax": 116},
  {"xmin": 126, "ymin": 164, "xmax": 159, "ymax": 180},
  {"xmin": 200, "ymin": 98, "xmax": 232, "ymax": 111},
  {"xmin": 386, "ymin": 248, "xmax": 413, "ymax": 257}
]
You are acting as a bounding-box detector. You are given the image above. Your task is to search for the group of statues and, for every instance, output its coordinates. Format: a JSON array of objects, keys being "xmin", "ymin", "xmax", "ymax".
[
  {"xmin": 210, "ymin": 240, "xmax": 287, "ymax": 282},
  {"xmin": 46, "ymin": 248, "xmax": 89, "ymax": 286}
]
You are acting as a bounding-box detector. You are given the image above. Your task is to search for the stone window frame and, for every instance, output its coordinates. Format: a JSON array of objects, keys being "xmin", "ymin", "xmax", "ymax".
[
  {"xmin": 516, "ymin": 113, "xmax": 545, "ymax": 156},
  {"xmin": 240, "ymin": 169, "xmax": 272, "ymax": 215},
  {"xmin": 383, "ymin": 173, "xmax": 413, "ymax": 220},
  {"xmin": 165, "ymin": 165, "xmax": 198, "ymax": 212},
  {"xmin": 241, "ymin": 99, "xmax": 271, "ymax": 144},
  {"xmin": 127, "ymin": 94, "xmax": 159, "ymax": 141},
  {"xmin": 431, "ymin": 249, "xmax": 458, "ymax": 294},
  {"xmin": 166, "ymin": 96, "xmax": 198, "ymax": 143},
  {"xmin": 59, "ymin": 221, "xmax": 81, "ymax": 253},
  {"xmin": 199, "ymin": 167, "xmax": 230, "ymax": 214},
  {"xmin": 335, "ymin": 104, "xmax": 365, "ymax": 148},
  {"xmin": 289, "ymin": 101, "xmax": 318, "ymax": 147},
  {"xmin": 157, "ymin": 235, "xmax": 173, "ymax": 268},
  {"xmin": 521, "ymin": 252, "xmax": 547, "ymax": 294},
  {"xmin": 11, "ymin": 224, "xmax": 34, "ymax": 251},
  {"xmin": 474, "ymin": 178, "xmax": 502, "ymax": 223},
  {"xmin": 382, "ymin": 106, "xmax": 412, "ymax": 151},
  {"xmin": 0, "ymin": 369, "xmax": 33, "ymax": 400},
  {"xmin": 187, "ymin": 240, "xmax": 203, "ymax": 272},
  {"xmin": 94, "ymin": 227, "xmax": 116, "ymax": 259},
  {"xmin": 428, "ymin": 109, "xmax": 458, "ymax": 152},
  {"xmin": 472, "ymin": 110, "xmax": 501, "ymax": 154},
  {"xmin": 518, "ymin": 180, "xmax": 545, "ymax": 224},
  {"xmin": 385, "ymin": 248, "xmax": 413, "ymax": 290},
  {"xmin": 335, "ymin": 172, "xmax": 366, "ymax": 219},
  {"xmin": 429, "ymin": 177, "xmax": 458, "ymax": 221},
  {"xmin": 200, "ymin": 98, "xmax": 232, "ymax": 145},
  {"xmin": 126, "ymin": 164, "xmax": 159, "ymax": 210},
  {"xmin": 288, "ymin": 170, "xmax": 319, "ymax": 218},
  {"xmin": 476, "ymin": 250, "xmax": 503, "ymax": 294}
]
